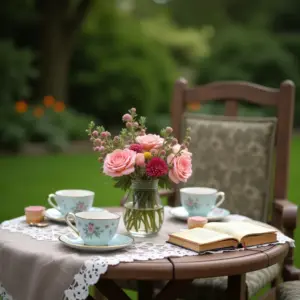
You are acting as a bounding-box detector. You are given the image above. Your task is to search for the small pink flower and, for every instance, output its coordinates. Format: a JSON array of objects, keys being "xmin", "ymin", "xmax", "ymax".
[
  {"xmin": 129, "ymin": 144, "xmax": 143, "ymax": 153},
  {"xmin": 171, "ymin": 138, "xmax": 178, "ymax": 145},
  {"xmin": 99, "ymin": 146, "xmax": 105, "ymax": 152},
  {"xmin": 93, "ymin": 146, "xmax": 100, "ymax": 152},
  {"xmin": 103, "ymin": 149, "xmax": 136, "ymax": 177},
  {"xmin": 126, "ymin": 122, "xmax": 132, "ymax": 129},
  {"xmin": 131, "ymin": 107, "xmax": 136, "ymax": 113},
  {"xmin": 88, "ymin": 223, "xmax": 95, "ymax": 233},
  {"xmin": 94, "ymin": 138, "xmax": 102, "ymax": 146},
  {"xmin": 136, "ymin": 134, "xmax": 164, "ymax": 151},
  {"xmin": 122, "ymin": 114, "xmax": 132, "ymax": 122},
  {"xmin": 166, "ymin": 127, "xmax": 173, "ymax": 134},
  {"xmin": 101, "ymin": 131, "xmax": 111, "ymax": 138},
  {"xmin": 77, "ymin": 202, "xmax": 85, "ymax": 210},
  {"xmin": 139, "ymin": 129, "xmax": 146, "ymax": 136},
  {"xmin": 92, "ymin": 130, "xmax": 98, "ymax": 137},
  {"xmin": 187, "ymin": 199, "xmax": 193, "ymax": 207},
  {"xmin": 172, "ymin": 144, "xmax": 192, "ymax": 157},
  {"xmin": 167, "ymin": 153, "xmax": 192, "ymax": 184},
  {"xmin": 113, "ymin": 136, "xmax": 120, "ymax": 143},
  {"xmin": 135, "ymin": 153, "xmax": 145, "ymax": 166}
]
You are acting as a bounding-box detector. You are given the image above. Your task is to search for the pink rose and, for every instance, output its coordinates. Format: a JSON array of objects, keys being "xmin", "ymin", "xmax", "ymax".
[
  {"xmin": 172, "ymin": 144, "xmax": 192, "ymax": 157},
  {"xmin": 135, "ymin": 153, "xmax": 145, "ymax": 166},
  {"xmin": 167, "ymin": 153, "xmax": 192, "ymax": 184},
  {"xmin": 136, "ymin": 134, "xmax": 164, "ymax": 151},
  {"xmin": 122, "ymin": 113, "xmax": 132, "ymax": 122},
  {"xmin": 103, "ymin": 149, "xmax": 136, "ymax": 177}
]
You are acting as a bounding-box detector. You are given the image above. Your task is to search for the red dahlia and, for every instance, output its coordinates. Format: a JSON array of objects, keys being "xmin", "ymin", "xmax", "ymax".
[
  {"xmin": 129, "ymin": 144, "xmax": 143, "ymax": 153},
  {"xmin": 146, "ymin": 157, "xmax": 168, "ymax": 177}
]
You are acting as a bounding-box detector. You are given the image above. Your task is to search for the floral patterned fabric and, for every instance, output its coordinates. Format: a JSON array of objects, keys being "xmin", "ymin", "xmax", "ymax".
[
  {"xmin": 278, "ymin": 281, "xmax": 300, "ymax": 300},
  {"xmin": 183, "ymin": 114, "xmax": 277, "ymax": 222},
  {"xmin": 182, "ymin": 263, "xmax": 280, "ymax": 300}
]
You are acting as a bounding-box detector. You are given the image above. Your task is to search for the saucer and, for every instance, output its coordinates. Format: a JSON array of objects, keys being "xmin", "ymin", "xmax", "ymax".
[
  {"xmin": 169, "ymin": 206, "xmax": 230, "ymax": 221},
  {"xmin": 45, "ymin": 207, "xmax": 104, "ymax": 223},
  {"xmin": 59, "ymin": 233, "xmax": 134, "ymax": 252}
]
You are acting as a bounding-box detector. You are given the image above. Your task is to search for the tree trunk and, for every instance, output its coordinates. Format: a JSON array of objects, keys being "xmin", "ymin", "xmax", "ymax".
[
  {"xmin": 40, "ymin": 19, "xmax": 73, "ymax": 102},
  {"xmin": 38, "ymin": 0, "xmax": 92, "ymax": 102}
]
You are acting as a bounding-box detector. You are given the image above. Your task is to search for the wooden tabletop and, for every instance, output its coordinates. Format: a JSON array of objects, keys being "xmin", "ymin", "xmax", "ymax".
[{"xmin": 103, "ymin": 207, "xmax": 289, "ymax": 281}]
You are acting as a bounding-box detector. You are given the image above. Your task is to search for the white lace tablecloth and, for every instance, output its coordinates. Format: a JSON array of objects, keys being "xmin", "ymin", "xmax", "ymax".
[{"xmin": 0, "ymin": 207, "xmax": 295, "ymax": 300}]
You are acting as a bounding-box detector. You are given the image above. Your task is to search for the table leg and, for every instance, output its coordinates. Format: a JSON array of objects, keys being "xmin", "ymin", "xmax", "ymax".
[
  {"xmin": 154, "ymin": 280, "xmax": 192, "ymax": 300},
  {"xmin": 227, "ymin": 274, "xmax": 247, "ymax": 300},
  {"xmin": 137, "ymin": 281, "xmax": 154, "ymax": 300},
  {"xmin": 95, "ymin": 279, "xmax": 131, "ymax": 300},
  {"xmin": 94, "ymin": 288, "xmax": 107, "ymax": 300}
]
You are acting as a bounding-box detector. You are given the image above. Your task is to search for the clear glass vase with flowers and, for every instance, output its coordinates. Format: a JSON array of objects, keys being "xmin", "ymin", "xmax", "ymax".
[{"xmin": 87, "ymin": 108, "xmax": 192, "ymax": 237}]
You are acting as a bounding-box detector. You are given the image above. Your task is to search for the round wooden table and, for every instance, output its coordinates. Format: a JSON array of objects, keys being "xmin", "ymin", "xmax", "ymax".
[{"xmin": 94, "ymin": 208, "xmax": 290, "ymax": 300}]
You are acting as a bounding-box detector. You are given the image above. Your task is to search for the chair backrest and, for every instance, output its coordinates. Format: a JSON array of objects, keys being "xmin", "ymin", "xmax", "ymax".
[{"xmin": 170, "ymin": 79, "xmax": 295, "ymax": 221}]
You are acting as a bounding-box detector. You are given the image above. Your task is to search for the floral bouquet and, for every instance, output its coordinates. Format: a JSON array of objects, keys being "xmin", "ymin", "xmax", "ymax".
[{"xmin": 87, "ymin": 108, "xmax": 192, "ymax": 236}]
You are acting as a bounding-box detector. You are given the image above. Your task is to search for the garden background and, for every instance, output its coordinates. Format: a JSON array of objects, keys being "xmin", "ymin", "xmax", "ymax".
[{"xmin": 0, "ymin": 1, "xmax": 299, "ymax": 297}]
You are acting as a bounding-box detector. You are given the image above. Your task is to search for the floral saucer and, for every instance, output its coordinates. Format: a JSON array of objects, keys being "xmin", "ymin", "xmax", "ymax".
[
  {"xmin": 59, "ymin": 233, "xmax": 134, "ymax": 252},
  {"xmin": 169, "ymin": 206, "xmax": 230, "ymax": 222},
  {"xmin": 45, "ymin": 207, "xmax": 104, "ymax": 223}
]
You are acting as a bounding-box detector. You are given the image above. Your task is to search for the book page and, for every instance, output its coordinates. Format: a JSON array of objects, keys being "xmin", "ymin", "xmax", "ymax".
[
  {"xmin": 204, "ymin": 221, "xmax": 277, "ymax": 241},
  {"xmin": 170, "ymin": 228, "xmax": 236, "ymax": 245}
]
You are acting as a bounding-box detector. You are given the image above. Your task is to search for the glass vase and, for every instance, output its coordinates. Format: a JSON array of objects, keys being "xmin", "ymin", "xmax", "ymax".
[{"xmin": 123, "ymin": 179, "xmax": 164, "ymax": 237}]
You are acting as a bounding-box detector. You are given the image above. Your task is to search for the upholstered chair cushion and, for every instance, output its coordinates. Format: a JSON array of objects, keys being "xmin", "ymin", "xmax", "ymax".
[
  {"xmin": 183, "ymin": 114, "xmax": 277, "ymax": 222},
  {"xmin": 278, "ymin": 281, "xmax": 300, "ymax": 300},
  {"xmin": 183, "ymin": 263, "xmax": 280, "ymax": 300}
]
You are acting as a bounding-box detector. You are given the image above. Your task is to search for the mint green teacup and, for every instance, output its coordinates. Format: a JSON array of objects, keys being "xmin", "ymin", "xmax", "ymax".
[
  {"xmin": 48, "ymin": 189, "xmax": 94, "ymax": 216},
  {"xmin": 180, "ymin": 187, "xmax": 225, "ymax": 216},
  {"xmin": 65, "ymin": 211, "xmax": 120, "ymax": 246}
]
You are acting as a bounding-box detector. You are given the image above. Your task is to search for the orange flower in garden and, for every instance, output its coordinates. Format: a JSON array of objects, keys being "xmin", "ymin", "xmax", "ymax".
[
  {"xmin": 15, "ymin": 101, "xmax": 28, "ymax": 113},
  {"xmin": 53, "ymin": 101, "xmax": 65, "ymax": 113},
  {"xmin": 187, "ymin": 102, "xmax": 201, "ymax": 111},
  {"xmin": 33, "ymin": 106, "xmax": 44, "ymax": 118},
  {"xmin": 43, "ymin": 95, "xmax": 55, "ymax": 107}
]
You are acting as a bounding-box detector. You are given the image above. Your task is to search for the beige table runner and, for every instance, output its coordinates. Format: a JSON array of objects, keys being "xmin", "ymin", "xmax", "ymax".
[{"xmin": 0, "ymin": 207, "xmax": 294, "ymax": 300}]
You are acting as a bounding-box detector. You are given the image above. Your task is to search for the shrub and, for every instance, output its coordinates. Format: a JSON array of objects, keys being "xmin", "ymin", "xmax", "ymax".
[
  {"xmin": 279, "ymin": 34, "xmax": 300, "ymax": 127},
  {"xmin": 0, "ymin": 98, "xmax": 95, "ymax": 152},
  {"xmin": 69, "ymin": 11, "xmax": 177, "ymax": 127},
  {"xmin": 0, "ymin": 40, "xmax": 37, "ymax": 107},
  {"xmin": 140, "ymin": 16, "xmax": 213, "ymax": 67},
  {"xmin": 195, "ymin": 26, "xmax": 300, "ymax": 124}
]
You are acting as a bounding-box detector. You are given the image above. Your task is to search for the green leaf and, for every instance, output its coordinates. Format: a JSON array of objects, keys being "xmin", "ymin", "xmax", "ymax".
[
  {"xmin": 158, "ymin": 176, "xmax": 173, "ymax": 189},
  {"xmin": 113, "ymin": 176, "xmax": 132, "ymax": 191}
]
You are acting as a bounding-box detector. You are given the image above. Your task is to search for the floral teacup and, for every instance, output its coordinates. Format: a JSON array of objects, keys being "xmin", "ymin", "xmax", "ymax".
[
  {"xmin": 180, "ymin": 187, "xmax": 225, "ymax": 216},
  {"xmin": 47, "ymin": 189, "xmax": 94, "ymax": 216},
  {"xmin": 65, "ymin": 211, "xmax": 120, "ymax": 246}
]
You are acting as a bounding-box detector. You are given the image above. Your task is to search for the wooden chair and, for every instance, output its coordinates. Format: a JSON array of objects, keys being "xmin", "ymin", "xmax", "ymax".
[
  {"xmin": 164, "ymin": 79, "xmax": 298, "ymax": 299},
  {"xmin": 278, "ymin": 274, "xmax": 300, "ymax": 300}
]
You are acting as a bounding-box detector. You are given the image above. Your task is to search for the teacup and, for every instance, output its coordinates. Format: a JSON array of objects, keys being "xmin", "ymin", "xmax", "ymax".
[
  {"xmin": 65, "ymin": 211, "xmax": 120, "ymax": 246},
  {"xmin": 180, "ymin": 187, "xmax": 225, "ymax": 216},
  {"xmin": 48, "ymin": 189, "xmax": 94, "ymax": 216}
]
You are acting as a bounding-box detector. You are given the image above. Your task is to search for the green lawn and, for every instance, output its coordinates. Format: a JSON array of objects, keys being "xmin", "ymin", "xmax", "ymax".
[{"xmin": 0, "ymin": 136, "xmax": 299, "ymax": 299}]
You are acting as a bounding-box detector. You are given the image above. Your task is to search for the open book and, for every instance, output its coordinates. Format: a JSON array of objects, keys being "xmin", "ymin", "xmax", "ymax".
[{"xmin": 168, "ymin": 221, "xmax": 277, "ymax": 253}]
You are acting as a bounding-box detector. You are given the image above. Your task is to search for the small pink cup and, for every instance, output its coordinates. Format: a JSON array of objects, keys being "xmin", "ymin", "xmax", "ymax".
[{"xmin": 25, "ymin": 206, "xmax": 45, "ymax": 224}]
